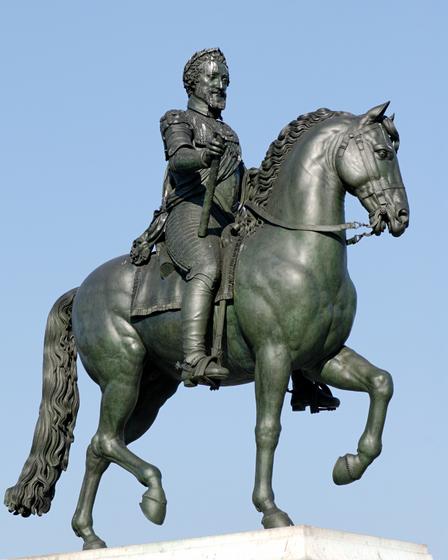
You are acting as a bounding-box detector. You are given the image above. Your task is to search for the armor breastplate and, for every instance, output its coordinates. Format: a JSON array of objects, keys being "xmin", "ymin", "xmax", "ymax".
[{"xmin": 160, "ymin": 108, "xmax": 244, "ymax": 214}]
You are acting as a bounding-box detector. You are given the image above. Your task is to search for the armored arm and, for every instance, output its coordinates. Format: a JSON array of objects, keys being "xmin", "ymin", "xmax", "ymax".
[
  {"xmin": 170, "ymin": 147, "xmax": 209, "ymax": 172},
  {"xmin": 161, "ymin": 110, "xmax": 224, "ymax": 173}
]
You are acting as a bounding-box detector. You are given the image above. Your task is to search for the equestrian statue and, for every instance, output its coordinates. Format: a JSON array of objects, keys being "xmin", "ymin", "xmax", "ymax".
[{"xmin": 5, "ymin": 48, "xmax": 409, "ymax": 550}]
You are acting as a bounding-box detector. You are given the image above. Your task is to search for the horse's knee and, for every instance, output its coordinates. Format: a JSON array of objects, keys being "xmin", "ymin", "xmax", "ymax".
[
  {"xmin": 255, "ymin": 420, "xmax": 281, "ymax": 448},
  {"xmin": 371, "ymin": 369, "xmax": 394, "ymax": 401}
]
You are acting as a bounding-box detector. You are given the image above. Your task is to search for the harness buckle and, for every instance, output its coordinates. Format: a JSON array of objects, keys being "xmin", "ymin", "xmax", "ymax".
[{"xmin": 351, "ymin": 221, "xmax": 370, "ymax": 229}]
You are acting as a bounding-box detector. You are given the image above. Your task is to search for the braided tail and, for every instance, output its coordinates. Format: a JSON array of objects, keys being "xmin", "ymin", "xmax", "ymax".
[{"xmin": 4, "ymin": 288, "xmax": 79, "ymax": 517}]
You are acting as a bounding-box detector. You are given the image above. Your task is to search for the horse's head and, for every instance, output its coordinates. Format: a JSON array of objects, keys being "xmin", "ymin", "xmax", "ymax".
[{"xmin": 335, "ymin": 102, "xmax": 409, "ymax": 237}]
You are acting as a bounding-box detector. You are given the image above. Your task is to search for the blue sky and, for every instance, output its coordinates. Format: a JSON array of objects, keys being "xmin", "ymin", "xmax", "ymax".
[{"xmin": 1, "ymin": 1, "xmax": 446, "ymax": 558}]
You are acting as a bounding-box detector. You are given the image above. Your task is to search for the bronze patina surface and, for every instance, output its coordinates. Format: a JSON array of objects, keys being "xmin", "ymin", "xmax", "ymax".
[{"xmin": 5, "ymin": 49, "xmax": 409, "ymax": 551}]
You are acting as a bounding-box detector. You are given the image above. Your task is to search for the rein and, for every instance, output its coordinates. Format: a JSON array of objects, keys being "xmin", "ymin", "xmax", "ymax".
[
  {"xmin": 242, "ymin": 120, "xmax": 405, "ymax": 247},
  {"xmin": 243, "ymin": 200, "xmax": 373, "ymax": 246}
]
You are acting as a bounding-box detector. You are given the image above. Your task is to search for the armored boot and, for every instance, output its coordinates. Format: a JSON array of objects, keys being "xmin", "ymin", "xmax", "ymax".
[
  {"xmin": 181, "ymin": 276, "xmax": 229, "ymax": 387},
  {"xmin": 289, "ymin": 371, "xmax": 340, "ymax": 414}
]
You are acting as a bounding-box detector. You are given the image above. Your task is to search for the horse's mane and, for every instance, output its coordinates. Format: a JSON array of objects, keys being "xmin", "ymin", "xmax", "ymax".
[{"xmin": 248, "ymin": 108, "xmax": 345, "ymax": 207}]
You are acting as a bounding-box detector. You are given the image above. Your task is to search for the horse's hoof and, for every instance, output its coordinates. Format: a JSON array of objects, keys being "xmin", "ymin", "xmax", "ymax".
[
  {"xmin": 332, "ymin": 453, "xmax": 362, "ymax": 485},
  {"xmin": 83, "ymin": 538, "xmax": 107, "ymax": 550},
  {"xmin": 140, "ymin": 487, "xmax": 167, "ymax": 525},
  {"xmin": 262, "ymin": 508, "xmax": 294, "ymax": 529}
]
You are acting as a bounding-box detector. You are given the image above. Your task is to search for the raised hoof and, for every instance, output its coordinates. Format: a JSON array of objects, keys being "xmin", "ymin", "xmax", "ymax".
[
  {"xmin": 262, "ymin": 508, "xmax": 294, "ymax": 529},
  {"xmin": 332, "ymin": 453, "xmax": 363, "ymax": 485},
  {"xmin": 83, "ymin": 538, "xmax": 107, "ymax": 550},
  {"xmin": 139, "ymin": 487, "xmax": 167, "ymax": 525}
]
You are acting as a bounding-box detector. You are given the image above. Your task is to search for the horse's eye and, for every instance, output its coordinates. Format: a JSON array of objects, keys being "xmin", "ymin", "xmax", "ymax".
[{"xmin": 376, "ymin": 149, "xmax": 389, "ymax": 160}]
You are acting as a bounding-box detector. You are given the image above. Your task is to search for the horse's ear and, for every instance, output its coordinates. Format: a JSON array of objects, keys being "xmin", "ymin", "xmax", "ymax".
[{"xmin": 360, "ymin": 101, "xmax": 390, "ymax": 125}]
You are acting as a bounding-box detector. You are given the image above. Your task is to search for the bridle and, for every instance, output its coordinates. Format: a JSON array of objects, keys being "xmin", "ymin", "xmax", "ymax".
[
  {"xmin": 337, "ymin": 122, "xmax": 405, "ymax": 232},
  {"xmin": 243, "ymin": 121, "xmax": 403, "ymax": 245}
]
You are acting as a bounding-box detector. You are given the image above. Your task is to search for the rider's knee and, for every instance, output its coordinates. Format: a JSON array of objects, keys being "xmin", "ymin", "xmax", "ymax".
[
  {"xmin": 372, "ymin": 369, "xmax": 394, "ymax": 400},
  {"xmin": 190, "ymin": 264, "xmax": 221, "ymax": 290}
]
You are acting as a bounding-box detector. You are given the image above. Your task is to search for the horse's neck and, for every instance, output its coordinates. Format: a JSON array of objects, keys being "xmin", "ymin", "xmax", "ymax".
[{"xmin": 266, "ymin": 132, "xmax": 345, "ymax": 228}]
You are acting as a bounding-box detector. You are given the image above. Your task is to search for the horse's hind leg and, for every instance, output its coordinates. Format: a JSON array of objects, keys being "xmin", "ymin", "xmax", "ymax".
[
  {"xmin": 317, "ymin": 345, "xmax": 393, "ymax": 485},
  {"xmin": 124, "ymin": 372, "xmax": 179, "ymax": 445},
  {"xmin": 72, "ymin": 369, "xmax": 179, "ymax": 550},
  {"xmin": 71, "ymin": 446, "xmax": 110, "ymax": 550}
]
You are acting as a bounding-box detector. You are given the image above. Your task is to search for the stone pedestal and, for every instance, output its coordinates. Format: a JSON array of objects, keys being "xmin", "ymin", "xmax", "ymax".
[{"xmin": 10, "ymin": 525, "xmax": 433, "ymax": 560}]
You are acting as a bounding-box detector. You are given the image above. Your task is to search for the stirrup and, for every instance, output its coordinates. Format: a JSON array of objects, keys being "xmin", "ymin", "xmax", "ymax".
[{"xmin": 179, "ymin": 355, "xmax": 229, "ymax": 389}]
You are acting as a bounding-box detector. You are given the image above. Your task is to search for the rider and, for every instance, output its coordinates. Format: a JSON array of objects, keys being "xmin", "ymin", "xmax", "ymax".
[
  {"xmin": 161, "ymin": 48, "xmax": 243, "ymax": 386},
  {"xmin": 131, "ymin": 48, "xmax": 340, "ymax": 411}
]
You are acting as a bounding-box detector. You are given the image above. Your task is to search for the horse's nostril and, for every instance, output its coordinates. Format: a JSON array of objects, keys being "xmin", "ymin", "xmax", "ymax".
[{"xmin": 398, "ymin": 209, "xmax": 409, "ymax": 227}]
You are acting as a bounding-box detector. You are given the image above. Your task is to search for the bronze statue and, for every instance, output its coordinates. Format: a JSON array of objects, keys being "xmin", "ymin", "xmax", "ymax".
[{"xmin": 5, "ymin": 48, "xmax": 409, "ymax": 551}]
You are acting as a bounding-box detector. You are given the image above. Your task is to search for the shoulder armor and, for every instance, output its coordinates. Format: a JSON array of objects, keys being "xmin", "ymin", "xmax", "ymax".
[
  {"xmin": 160, "ymin": 110, "xmax": 190, "ymax": 134},
  {"xmin": 160, "ymin": 109, "xmax": 193, "ymax": 159}
]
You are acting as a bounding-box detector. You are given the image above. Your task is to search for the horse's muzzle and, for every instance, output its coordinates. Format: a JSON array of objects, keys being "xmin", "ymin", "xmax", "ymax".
[
  {"xmin": 370, "ymin": 206, "xmax": 409, "ymax": 237},
  {"xmin": 387, "ymin": 208, "xmax": 409, "ymax": 237}
]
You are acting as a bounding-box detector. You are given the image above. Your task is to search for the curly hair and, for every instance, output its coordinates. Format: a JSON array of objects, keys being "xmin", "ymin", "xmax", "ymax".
[{"xmin": 183, "ymin": 48, "xmax": 228, "ymax": 96}]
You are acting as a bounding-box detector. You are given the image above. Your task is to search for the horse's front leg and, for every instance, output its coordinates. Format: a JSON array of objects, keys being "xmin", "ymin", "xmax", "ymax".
[
  {"xmin": 318, "ymin": 346, "xmax": 394, "ymax": 485},
  {"xmin": 252, "ymin": 344, "xmax": 294, "ymax": 529}
]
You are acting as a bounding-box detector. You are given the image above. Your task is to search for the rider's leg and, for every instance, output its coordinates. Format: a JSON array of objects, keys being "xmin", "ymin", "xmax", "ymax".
[
  {"xmin": 290, "ymin": 370, "xmax": 340, "ymax": 413},
  {"xmin": 165, "ymin": 200, "xmax": 229, "ymax": 384},
  {"xmin": 181, "ymin": 270, "xmax": 229, "ymax": 383},
  {"xmin": 182, "ymin": 273, "xmax": 215, "ymax": 366}
]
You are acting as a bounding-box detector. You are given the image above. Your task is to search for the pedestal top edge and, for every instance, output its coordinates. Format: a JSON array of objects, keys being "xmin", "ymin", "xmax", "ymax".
[{"xmin": 10, "ymin": 525, "xmax": 430, "ymax": 560}]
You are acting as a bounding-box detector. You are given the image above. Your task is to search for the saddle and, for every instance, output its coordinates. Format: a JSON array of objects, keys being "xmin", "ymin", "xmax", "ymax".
[
  {"xmin": 130, "ymin": 224, "xmax": 242, "ymax": 318},
  {"xmin": 129, "ymin": 167, "xmax": 255, "ymax": 316}
]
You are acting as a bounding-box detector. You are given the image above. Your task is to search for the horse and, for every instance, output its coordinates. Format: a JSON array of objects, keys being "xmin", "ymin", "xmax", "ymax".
[{"xmin": 5, "ymin": 102, "xmax": 409, "ymax": 550}]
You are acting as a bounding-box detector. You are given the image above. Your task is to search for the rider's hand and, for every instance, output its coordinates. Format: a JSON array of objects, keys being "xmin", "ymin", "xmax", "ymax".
[
  {"xmin": 201, "ymin": 135, "xmax": 225, "ymax": 167},
  {"xmin": 130, "ymin": 237, "xmax": 151, "ymax": 265}
]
